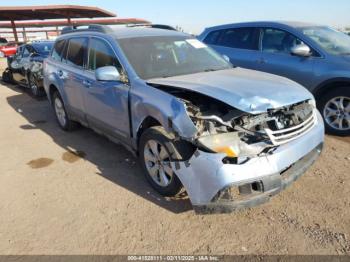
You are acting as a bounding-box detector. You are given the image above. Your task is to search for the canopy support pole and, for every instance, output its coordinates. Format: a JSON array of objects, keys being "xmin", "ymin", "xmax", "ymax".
[
  {"xmin": 67, "ymin": 12, "xmax": 72, "ymax": 26},
  {"xmin": 22, "ymin": 27, "xmax": 27, "ymax": 42},
  {"xmin": 11, "ymin": 20, "xmax": 18, "ymax": 43}
]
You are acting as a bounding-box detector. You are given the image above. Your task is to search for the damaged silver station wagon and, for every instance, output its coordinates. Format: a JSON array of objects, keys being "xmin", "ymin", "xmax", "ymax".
[{"xmin": 44, "ymin": 25, "xmax": 325, "ymax": 213}]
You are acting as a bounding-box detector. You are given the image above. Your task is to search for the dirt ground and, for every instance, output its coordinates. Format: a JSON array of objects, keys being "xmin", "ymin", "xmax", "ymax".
[{"xmin": 0, "ymin": 58, "xmax": 349, "ymax": 255}]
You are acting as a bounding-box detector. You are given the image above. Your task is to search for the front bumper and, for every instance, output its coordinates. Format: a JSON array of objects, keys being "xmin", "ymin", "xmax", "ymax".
[{"xmin": 171, "ymin": 111, "xmax": 325, "ymax": 214}]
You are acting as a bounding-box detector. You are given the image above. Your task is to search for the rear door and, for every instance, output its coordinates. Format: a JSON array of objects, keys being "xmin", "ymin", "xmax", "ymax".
[
  {"xmin": 82, "ymin": 37, "xmax": 131, "ymax": 141},
  {"xmin": 256, "ymin": 28, "xmax": 316, "ymax": 87},
  {"xmin": 203, "ymin": 27, "xmax": 260, "ymax": 69},
  {"xmin": 61, "ymin": 37, "xmax": 89, "ymax": 120}
]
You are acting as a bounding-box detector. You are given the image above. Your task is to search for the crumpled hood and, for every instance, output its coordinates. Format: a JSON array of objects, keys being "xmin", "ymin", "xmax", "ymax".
[{"xmin": 147, "ymin": 68, "xmax": 314, "ymax": 114}]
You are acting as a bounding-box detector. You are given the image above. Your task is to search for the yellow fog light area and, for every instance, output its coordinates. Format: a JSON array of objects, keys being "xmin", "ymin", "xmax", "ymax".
[
  {"xmin": 197, "ymin": 132, "xmax": 241, "ymax": 158},
  {"xmin": 213, "ymin": 146, "xmax": 238, "ymax": 157}
]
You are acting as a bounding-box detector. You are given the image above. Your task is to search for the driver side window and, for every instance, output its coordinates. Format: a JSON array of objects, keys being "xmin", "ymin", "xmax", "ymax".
[
  {"xmin": 261, "ymin": 28, "xmax": 303, "ymax": 54},
  {"xmin": 88, "ymin": 38, "xmax": 122, "ymax": 73}
]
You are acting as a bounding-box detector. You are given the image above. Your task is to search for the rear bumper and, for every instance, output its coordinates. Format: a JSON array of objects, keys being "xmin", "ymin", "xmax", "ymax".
[{"xmin": 172, "ymin": 111, "xmax": 325, "ymax": 214}]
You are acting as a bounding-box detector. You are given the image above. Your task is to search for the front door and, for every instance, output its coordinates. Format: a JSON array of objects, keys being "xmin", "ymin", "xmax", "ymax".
[
  {"xmin": 256, "ymin": 28, "xmax": 316, "ymax": 88},
  {"xmin": 82, "ymin": 37, "xmax": 130, "ymax": 141}
]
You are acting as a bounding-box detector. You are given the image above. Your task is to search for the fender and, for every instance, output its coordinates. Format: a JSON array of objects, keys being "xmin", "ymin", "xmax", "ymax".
[
  {"xmin": 44, "ymin": 66, "xmax": 68, "ymax": 105},
  {"xmin": 313, "ymin": 77, "xmax": 350, "ymax": 98},
  {"xmin": 130, "ymin": 82, "xmax": 198, "ymax": 149}
]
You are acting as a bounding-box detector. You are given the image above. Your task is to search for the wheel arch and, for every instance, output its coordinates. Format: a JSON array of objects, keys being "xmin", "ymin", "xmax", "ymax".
[
  {"xmin": 136, "ymin": 116, "xmax": 162, "ymax": 151},
  {"xmin": 314, "ymin": 78, "xmax": 350, "ymax": 100},
  {"xmin": 48, "ymin": 84, "xmax": 60, "ymax": 104}
]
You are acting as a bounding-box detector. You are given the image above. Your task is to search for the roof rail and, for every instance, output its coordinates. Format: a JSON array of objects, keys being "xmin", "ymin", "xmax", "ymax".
[
  {"xmin": 61, "ymin": 24, "xmax": 113, "ymax": 35},
  {"xmin": 127, "ymin": 24, "xmax": 177, "ymax": 31}
]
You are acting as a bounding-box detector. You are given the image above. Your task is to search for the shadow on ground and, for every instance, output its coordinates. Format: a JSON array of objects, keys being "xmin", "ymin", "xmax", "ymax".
[{"xmin": 2, "ymin": 81, "xmax": 193, "ymax": 214}]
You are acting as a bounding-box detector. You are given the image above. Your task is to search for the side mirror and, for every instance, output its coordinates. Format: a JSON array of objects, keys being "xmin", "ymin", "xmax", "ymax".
[
  {"xmin": 95, "ymin": 66, "xmax": 121, "ymax": 81},
  {"xmin": 222, "ymin": 55, "xmax": 230, "ymax": 62},
  {"xmin": 291, "ymin": 44, "xmax": 312, "ymax": 57}
]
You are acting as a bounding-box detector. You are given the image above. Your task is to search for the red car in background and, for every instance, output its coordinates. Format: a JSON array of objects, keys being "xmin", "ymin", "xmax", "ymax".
[{"xmin": 0, "ymin": 43, "xmax": 18, "ymax": 58}]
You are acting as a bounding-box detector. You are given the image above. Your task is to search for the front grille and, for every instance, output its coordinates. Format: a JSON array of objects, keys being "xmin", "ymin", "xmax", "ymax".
[{"xmin": 264, "ymin": 110, "xmax": 317, "ymax": 146}]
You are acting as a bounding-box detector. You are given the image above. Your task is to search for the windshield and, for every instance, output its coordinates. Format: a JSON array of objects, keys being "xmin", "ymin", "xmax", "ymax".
[
  {"xmin": 301, "ymin": 26, "xmax": 350, "ymax": 55},
  {"xmin": 33, "ymin": 43, "xmax": 54, "ymax": 55},
  {"xmin": 118, "ymin": 36, "xmax": 232, "ymax": 79}
]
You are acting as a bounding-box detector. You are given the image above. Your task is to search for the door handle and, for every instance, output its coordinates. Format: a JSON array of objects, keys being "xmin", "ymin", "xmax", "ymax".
[
  {"xmin": 83, "ymin": 80, "xmax": 92, "ymax": 88},
  {"xmin": 57, "ymin": 70, "xmax": 65, "ymax": 79}
]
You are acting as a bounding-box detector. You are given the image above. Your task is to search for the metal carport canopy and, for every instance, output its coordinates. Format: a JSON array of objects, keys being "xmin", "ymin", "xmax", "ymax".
[
  {"xmin": 0, "ymin": 18, "xmax": 151, "ymax": 42},
  {"xmin": 0, "ymin": 5, "xmax": 116, "ymax": 42}
]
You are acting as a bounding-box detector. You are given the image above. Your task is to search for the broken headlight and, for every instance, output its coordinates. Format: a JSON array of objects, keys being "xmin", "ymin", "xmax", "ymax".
[{"xmin": 197, "ymin": 132, "xmax": 270, "ymax": 159}]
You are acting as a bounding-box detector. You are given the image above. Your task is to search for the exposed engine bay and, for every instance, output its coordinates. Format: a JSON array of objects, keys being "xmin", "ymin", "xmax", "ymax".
[{"xmin": 149, "ymin": 83, "xmax": 316, "ymax": 160}]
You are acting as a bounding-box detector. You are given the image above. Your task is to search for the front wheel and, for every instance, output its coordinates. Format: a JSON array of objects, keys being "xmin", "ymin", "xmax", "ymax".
[
  {"xmin": 2, "ymin": 69, "xmax": 14, "ymax": 84},
  {"xmin": 139, "ymin": 126, "xmax": 194, "ymax": 197},
  {"xmin": 318, "ymin": 87, "xmax": 350, "ymax": 136}
]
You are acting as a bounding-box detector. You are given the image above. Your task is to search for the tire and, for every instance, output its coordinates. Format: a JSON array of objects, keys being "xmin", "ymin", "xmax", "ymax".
[
  {"xmin": 52, "ymin": 91, "xmax": 78, "ymax": 131},
  {"xmin": 317, "ymin": 86, "xmax": 350, "ymax": 136},
  {"xmin": 28, "ymin": 72, "xmax": 45, "ymax": 97},
  {"xmin": 139, "ymin": 126, "xmax": 195, "ymax": 197},
  {"xmin": 2, "ymin": 69, "xmax": 14, "ymax": 84}
]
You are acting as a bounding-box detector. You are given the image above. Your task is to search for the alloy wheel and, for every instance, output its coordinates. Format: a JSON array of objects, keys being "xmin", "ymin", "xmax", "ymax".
[
  {"xmin": 54, "ymin": 97, "xmax": 67, "ymax": 127},
  {"xmin": 143, "ymin": 140, "xmax": 174, "ymax": 187},
  {"xmin": 29, "ymin": 74, "xmax": 38, "ymax": 95},
  {"xmin": 323, "ymin": 96, "xmax": 350, "ymax": 131}
]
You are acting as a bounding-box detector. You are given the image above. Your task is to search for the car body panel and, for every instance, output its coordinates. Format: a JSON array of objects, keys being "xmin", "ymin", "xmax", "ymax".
[
  {"xmin": 256, "ymin": 51, "xmax": 317, "ymax": 88},
  {"xmin": 198, "ymin": 21, "xmax": 350, "ymax": 94},
  {"xmin": 172, "ymin": 111, "xmax": 324, "ymax": 207},
  {"xmin": 148, "ymin": 68, "xmax": 314, "ymax": 114},
  {"xmin": 0, "ymin": 44, "xmax": 17, "ymax": 57},
  {"xmin": 211, "ymin": 44, "xmax": 261, "ymax": 70},
  {"xmin": 7, "ymin": 42, "xmax": 53, "ymax": 89},
  {"xmin": 44, "ymin": 27, "xmax": 324, "ymax": 212},
  {"xmin": 82, "ymin": 70, "xmax": 131, "ymax": 141},
  {"xmin": 129, "ymin": 79, "xmax": 199, "ymax": 145}
]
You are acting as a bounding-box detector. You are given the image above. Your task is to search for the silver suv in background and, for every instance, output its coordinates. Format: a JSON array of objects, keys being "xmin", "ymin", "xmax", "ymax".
[
  {"xmin": 199, "ymin": 22, "xmax": 350, "ymax": 136},
  {"xmin": 44, "ymin": 25, "xmax": 324, "ymax": 213}
]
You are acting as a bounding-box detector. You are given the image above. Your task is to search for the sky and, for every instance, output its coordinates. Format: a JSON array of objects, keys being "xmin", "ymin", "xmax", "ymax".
[{"xmin": 3, "ymin": 0, "xmax": 350, "ymax": 34}]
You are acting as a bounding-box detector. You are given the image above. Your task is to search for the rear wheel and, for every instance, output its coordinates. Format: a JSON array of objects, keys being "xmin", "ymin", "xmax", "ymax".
[
  {"xmin": 52, "ymin": 91, "xmax": 78, "ymax": 131},
  {"xmin": 139, "ymin": 126, "xmax": 194, "ymax": 197},
  {"xmin": 318, "ymin": 87, "xmax": 350, "ymax": 136},
  {"xmin": 28, "ymin": 72, "xmax": 45, "ymax": 97}
]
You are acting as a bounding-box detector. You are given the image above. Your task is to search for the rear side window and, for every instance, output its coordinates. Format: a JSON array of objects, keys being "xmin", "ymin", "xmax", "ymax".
[
  {"xmin": 215, "ymin": 27, "xmax": 259, "ymax": 50},
  {"xmin": 203, "ymin": 30, "xmax": 222, "ymax": 45},
  {"xmin": 88, "ymin": 38, "xmax": 122, "ymax": 72},
  {"xmin": 22, "ymin": 46, "xmax": 31, "ymax": 58},
  {"xmin": 66, "ymin": 38, "xmax": 88, "ymax": 67},
  {"xmin": 51, "ymin": 39, "xmax": 66, "ymax": 61}
]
